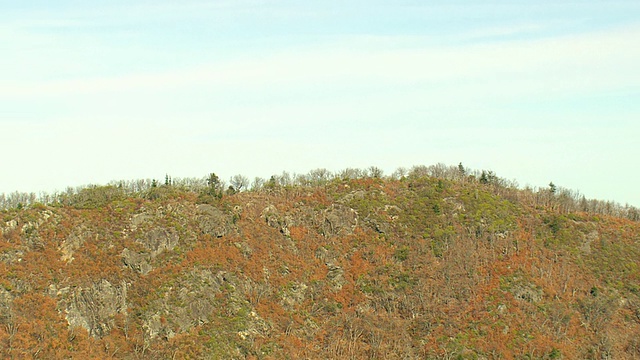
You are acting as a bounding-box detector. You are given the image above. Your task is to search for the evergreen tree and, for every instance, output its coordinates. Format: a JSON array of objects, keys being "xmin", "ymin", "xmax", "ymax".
[
  {"xmin": 480, "ymin": 171, "xmax": 488, "ymax": 184},
  {"xmin": 206, "ymin": 173, "xmax": 223, "ymax": 198},
  {"xmin": 458, "ymin": 162, "xmax": 466, "ymax": 177}
]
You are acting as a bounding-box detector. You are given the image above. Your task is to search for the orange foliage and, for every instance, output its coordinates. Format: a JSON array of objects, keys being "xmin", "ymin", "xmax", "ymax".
[{"xmin": 287, "ymin": 225, "xmax": 308, "ymax": 241}]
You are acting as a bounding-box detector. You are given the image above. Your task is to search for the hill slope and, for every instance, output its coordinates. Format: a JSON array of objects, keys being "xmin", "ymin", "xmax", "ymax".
[{"xmin": 1, "ymin": 169, "xmax": 639, "ymax": 359}]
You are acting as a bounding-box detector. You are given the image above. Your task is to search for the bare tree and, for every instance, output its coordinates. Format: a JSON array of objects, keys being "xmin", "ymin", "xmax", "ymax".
[
  {"xmin": 390, "ymin": 167, "xmax": 407, "ymax": 180},
  {"xmin": 307, "ymin": 168, "xmax": 332, "ymax": 185},
  {"xmin": 251, "ymin": 177, "xmax": 265, "ymax": 191},
  {"xmin": 229, "ymin": 174, "xmax": 249, "ymax": 192},
  {"xmin": 338, "ymin": 168, "xmax": 365, "ymax": 179}
]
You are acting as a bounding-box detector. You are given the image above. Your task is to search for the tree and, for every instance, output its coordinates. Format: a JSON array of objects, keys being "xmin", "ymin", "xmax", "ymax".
[
  {"xmin": 205, "ymin": 173, "xmax": 223, "ymax": 198},
  {"xmin": 368, "ymin": 166, "xmax": 384, "ymax": 179},
  {"xmin": 307, "ymin": 168, "xmax": 332, "ymax": 185},
  {"xmin": 391, "ymin": 167, "xmax": 407, "ymax": 180},
  {"xmin": 278, "ymin": 171, "xmax": 293, "ymax": 186},
  {"xmin": 480, "ymin": 171, "xmax": 489, "ymax": 184},
  {"xmin": 338, "ymin": 168, "xmax": 365, "ymax": 180},
  {"xmin": 458, "ymin": 162, "xmax": 466, "ymax": 177},
  {"xmin": 251, "ymin": 177, "xmax": 265, "ymax": 191},
  {"xmin": 480, "ymin": 170, "xmax": 497, "ymax": 185},
  {"xmin": 264, "ymin": 175, "xmax": 278, "ymax": 190},
  {"xmin": 207, "ymin": 173, "xmax": 221, "ymax": 189},
  {"xmin": 229, "ymin": 175, "xmax": 249, "ymax": 192}
]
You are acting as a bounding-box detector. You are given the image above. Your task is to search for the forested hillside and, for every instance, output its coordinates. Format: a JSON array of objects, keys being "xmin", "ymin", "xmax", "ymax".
[{"xmin": 1, "ymin": 164, "xmax": 639, "ymax": 359}]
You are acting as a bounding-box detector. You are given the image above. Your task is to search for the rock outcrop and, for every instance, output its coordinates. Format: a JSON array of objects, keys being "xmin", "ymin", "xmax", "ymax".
[
  {"xmin": 59, "ymin": 279, "xmax": 128, "ymax": 338},
  {"xmin": 196, "ymin": 204, "xmax": 235, "ymax": 237}
]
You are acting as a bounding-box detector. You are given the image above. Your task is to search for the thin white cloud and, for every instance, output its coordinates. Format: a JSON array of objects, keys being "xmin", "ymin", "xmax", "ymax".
[
  {"xmin": 452, "ymin": 22, "xmax": 552, "ymax": 41},
  {"xmin": 3, "ymin": 24, "xmax": 638, "ymax": 102}
]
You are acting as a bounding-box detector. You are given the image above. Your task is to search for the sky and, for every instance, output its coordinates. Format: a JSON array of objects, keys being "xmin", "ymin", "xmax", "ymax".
[{"xmin": 1, "ymin": 1, "xmax": 639, "ymax": 206}]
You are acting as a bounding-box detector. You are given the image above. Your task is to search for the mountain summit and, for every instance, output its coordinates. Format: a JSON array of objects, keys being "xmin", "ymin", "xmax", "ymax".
[{"xmin": 1, "ymin": 165, "xmax": 639, "ymax": 359}]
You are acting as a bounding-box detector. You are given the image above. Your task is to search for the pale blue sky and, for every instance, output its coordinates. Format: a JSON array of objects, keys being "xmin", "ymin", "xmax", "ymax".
[{"xmin": 1, "ymin": 1, "xmax": 639, "ymax": 206}]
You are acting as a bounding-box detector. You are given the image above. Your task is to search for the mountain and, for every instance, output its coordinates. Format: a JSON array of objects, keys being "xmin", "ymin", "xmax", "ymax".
[{"xmin": 1, "ymin": 165, "xmax": 639, "ymax": 359}]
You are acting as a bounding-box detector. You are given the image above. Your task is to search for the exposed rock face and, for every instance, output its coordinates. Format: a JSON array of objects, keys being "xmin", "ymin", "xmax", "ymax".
[
  {"xmin": 0, "ymin": 287, "xmax": 12, "ymax": 324},
  {"xmin": 122, "ymin": 227, "xmax": 179, "ymax": 274},
  {"xmin": 325, "ymin": 262, "xmax": 346, "ymax": 290},
  {"xmin": 60, "ymin": 228, "xmax": 91, "ymax": 263},
  {"xmin": 62, "ymin": 279, "xmax": 128, "ymax": 338},
  {"xmin": 0, "ymin": 248, "xmax": 23, "ymax": 264},
  {"xmin": 196, "ymin": 204, "xmax": 235, "ymax": 237},
  {"xmin": 261, "ymin": 202, "xmax": 359, "ymax": 239},
  {"xmin": 143, "ymin": 270, "xmax": 269, "ymax": 342},
  {"xmin": 144, "ymin": 270, "xmax": 225, "ymax": 340},
  {"xmin": 1, "ymin": 219, "xmax": 18, "ymax": 235},
  {"xmin": 23, "ymin": 210, "xmax": 53, "ymax": 231},
  {"xmin": 261, "ymin": 205, "xmax": 294, "ymax": 236},
  {"xmin": 130, "ymin": 213, "xmax": 154, "ymax": 231},
  {"xmin": 280, "ymin": 282, "xmax": 308, "ymax": 310},
  {"xmin": 365, "ymin": 216, "xmax": 389, "ymax": 235},
  {"xmin": 321, "ymin": 204, "xmax": 358, "ymax": 237},
  {"xmin": 261, "ymin": 205, "xmax": 280, "ymax": 228},
  {"xmin": 16, "ymin": 210, "xmax": 54, "ymax": 251},
  {"xmin": 141, "ymin": 228, "xmax": 179, "ymax": 256},
  {"xmin": 338, "ymin": 190, "xmax": 367, "ymax": 204},
  {"xmin": 122, "ymin": 248, "xmax": 153, "ymax": 275},
  {"xmin": 581, "ymin": 230, "xmax": 600, "ymax": 254},
  {"xmin": 365, "ymin": 204, "xmax": 402, "ymax": 235}
]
